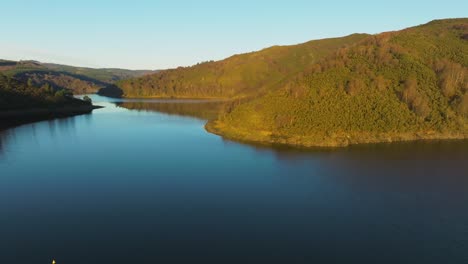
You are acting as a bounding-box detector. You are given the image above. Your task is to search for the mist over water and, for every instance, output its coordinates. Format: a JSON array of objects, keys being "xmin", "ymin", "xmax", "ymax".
[{"xmin": 1, "ymin": 95, "xmax": 467, "ymax": 264}]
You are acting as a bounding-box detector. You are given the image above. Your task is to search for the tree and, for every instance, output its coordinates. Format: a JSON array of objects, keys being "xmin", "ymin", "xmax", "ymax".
[
  {"xmin": 346, "ymin": 78, "xmax": 365, "ymax": 96},
  {"xmin": 412, "ymin": 97, "xmax": 431, "ymax": 118},
  {"xmin": 458, "ymin": 93, "xmax": 468, "ymax": 117},
  {"xmin": 41, "ymin": 83, "xmax": 53, "ymax": 94},
  {"xmin": 434, "ymin": 60, "xmax": 465, "ymax": 98},
  {"xmin": 373, "ymin": 75, "xmax": 387, "ymax": 91},
  {"xmin": 402, "ymin": 76, "xmax": 418, "ymax": 104},
  {"xmin": 83, "ymin": 95, "xmax": 92, "ymax": 104},
  {"xmin": 55, "ymin": 89, "xmax": 72, "ymax": 98}
]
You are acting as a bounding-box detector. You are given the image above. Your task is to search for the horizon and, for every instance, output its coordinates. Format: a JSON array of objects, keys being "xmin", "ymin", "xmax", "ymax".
[{"xmin": 1, "ymin": 0, "xmax": 467, "ymax": 70}]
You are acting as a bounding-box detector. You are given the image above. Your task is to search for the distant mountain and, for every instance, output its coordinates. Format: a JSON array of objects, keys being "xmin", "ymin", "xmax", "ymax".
[
  {"xmin": 105, "ymin": 34, "xmax": 369, "ymax": 98},
  {"xmin": 208, "ymin": 18, "xmax": 468, "ymax": 147},
  {"xmin": 0, "ymin": 60, "xmax": 155, "ymax": 94},
  {"xmin": 42, "ymin": 63, "xmax": 154, "ymax": 84}
]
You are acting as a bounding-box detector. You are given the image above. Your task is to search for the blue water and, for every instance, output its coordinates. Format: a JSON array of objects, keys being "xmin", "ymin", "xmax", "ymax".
[{"xmin": 1, "ymin": 95, "xmax": 467, "ymax": 264}]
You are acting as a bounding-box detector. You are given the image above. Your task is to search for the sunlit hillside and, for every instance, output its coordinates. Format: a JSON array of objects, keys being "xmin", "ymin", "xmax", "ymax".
[{"xmin": 208, "ymin": 19, "xmax": 468, "ymax": 147}]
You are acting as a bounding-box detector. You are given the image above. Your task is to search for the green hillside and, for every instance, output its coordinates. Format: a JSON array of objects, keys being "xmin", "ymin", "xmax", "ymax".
[
  {"xmin": 0, "ymin": 60, "xmax": 153, "ymax": 94},
  {"xmin": 207, "ymin": 18, "xmax": 468, "ymax": 147},
  {"xmin": 109, "ymin": 34, "xmax": 368, "ymax": 98}
]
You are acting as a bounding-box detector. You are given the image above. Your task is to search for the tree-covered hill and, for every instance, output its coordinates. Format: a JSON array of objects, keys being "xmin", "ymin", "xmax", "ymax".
[
  {"xmin": 0, "ymin": 60, "xmax": 154, "ymax": 94},
  {"xmin": 0, "ymin": 73, "xmax": 91, "ymax": 110},
  {"xmin": 0, "ymin": 73, "xmax": 100, "ymax": 129},
  {"xmin": 108, "ymin": 34, "xmax": 369, "ymax": 98},
  {"xmin": 207, "ymin": 18, "xmax": 468, "ymax": 147},
  {"xmin": 43, "ymin": 63, "xmax": 154, "ymax": 84}
]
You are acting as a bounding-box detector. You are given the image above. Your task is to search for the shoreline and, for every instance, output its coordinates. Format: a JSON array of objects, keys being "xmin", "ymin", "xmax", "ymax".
[
  {"xmin": 97, "ymin": 91, "xmax": 246, "ymax": 101},
  {"xmin": 98, "ymin": 93, "xmax": 231, "ymax": 101},
  {"xmin": 122, "ymin": 96, "xmax": 230, "ymax": 100},
  {"xmin": 0, "ymin": 105, "xmax": 103, "ymax": 130},
  {"xmin": 206, "ymin": 120, "xmax": 468, "ymax": 149}
]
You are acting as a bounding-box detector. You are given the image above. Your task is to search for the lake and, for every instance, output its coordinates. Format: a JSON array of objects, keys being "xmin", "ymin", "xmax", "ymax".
[{"xmin": 1, "ymin": 94, "xmax": 467, "ymax": 264}]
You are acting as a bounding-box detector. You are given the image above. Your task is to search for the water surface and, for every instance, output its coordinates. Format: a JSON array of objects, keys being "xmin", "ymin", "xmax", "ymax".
[{"xmin": 1, "ymin": 95, "xmax": 467, "ymax": 264}]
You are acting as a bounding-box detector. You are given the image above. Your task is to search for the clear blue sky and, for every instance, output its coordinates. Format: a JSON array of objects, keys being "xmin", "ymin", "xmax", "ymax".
[{"xmin": 1, "ymin": 0, "xmax": 466, "ymax": 70}]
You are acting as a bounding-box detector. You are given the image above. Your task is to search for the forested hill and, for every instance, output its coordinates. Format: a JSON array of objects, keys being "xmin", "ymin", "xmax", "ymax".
[
  {"xmin": 107, "ymin": 34, "xmax": 369, "ymax": 98},
  {"xmin": 0, "ymin": 60, "xmax": 154, "ymax": 94},
  {"xmin": 0, "ymin": 73, "xmax": 91, "ymax": 112},
  {"xmin": 0, "ymin": 73, "xmax": 92, "ymax": 110},
  {"xmin": 42, "ymin": 63, "xmax": 154, "ymax": 84},
  {"xmin": 0, "ymin": 73, "xmax": 101, "ymax": 129},
  {"xmin": 207, "ymin": 18, "xmax": 468, "ymax": 147}
]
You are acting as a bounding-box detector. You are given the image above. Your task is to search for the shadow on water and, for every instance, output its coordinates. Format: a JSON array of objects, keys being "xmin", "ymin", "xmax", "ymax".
[
  {"xmin": 0, "ymin": 113, "xmax": 80, "ymax": 159},
  {"xmin": 219, "ymin": 136, "xmax": 468, "ymax": 194},
  {"xmin": 0, "ymin": 129, "xmax": 10, "ymax": 158},
  {"xmin": 220, "ymin": 134, "xmax": 468, "ymax": 161}
]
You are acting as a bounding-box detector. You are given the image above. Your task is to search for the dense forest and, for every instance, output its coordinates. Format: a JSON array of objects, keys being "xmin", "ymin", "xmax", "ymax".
[
  {"xmin": 208, "ymin": 19, "xmax": 468, "ymax": 147},
  {"xmin": 107, "ymin": 34, "xmax": 369, "ymax": 98},
  {"xmin": 0, "ymin": 72, "xmax": 100, "ymax": 129},
  {"xmin": 0, "ymin": 60, "xmax": 153, "ymax": 94},
  {"xmin": 0, "ymin": 73, "xmax": 92, "ymax": 110}
]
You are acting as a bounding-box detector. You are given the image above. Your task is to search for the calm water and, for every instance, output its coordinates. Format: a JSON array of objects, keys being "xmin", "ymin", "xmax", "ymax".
[{"xmin": 1, "ymin": 95, "xmax": 468, "ymax": 264}]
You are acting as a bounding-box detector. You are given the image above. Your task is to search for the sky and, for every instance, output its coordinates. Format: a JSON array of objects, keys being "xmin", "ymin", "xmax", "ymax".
[{"xmin": 0, "ymin": 0, "xmax": 466, "ymax": 70}]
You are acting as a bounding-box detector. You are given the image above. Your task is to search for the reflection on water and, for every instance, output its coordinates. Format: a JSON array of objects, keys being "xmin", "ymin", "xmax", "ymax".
[
  {"xmin": 0, "ymin": 129, "xmax": 9, "ymax": 157},
  {"xmin": 115, "ymin": 101, "xmax": 224, "ymax": 120},
  {"xmin": 1, "ymin": 94, "xmax": 468, "ymax": 264},
  {"xmin": 78, "ymin": 94, "xmax": 227, "ymax": 120}
]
